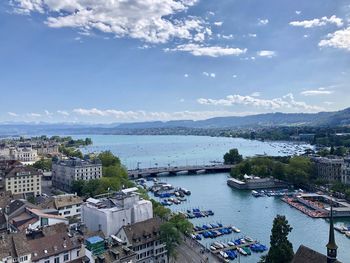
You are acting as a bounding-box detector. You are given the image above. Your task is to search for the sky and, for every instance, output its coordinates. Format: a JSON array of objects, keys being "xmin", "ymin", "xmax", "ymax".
[{"xmin": 0, "ymin": 0, "xmax": 349, "ymax": 123}]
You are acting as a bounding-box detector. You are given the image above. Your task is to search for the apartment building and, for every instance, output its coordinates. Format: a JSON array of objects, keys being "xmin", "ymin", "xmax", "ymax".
[
  {"xmin": 52, "ymin": 157, "xmax": 102, "ymax": 192},
  {"xmin": 5, "ymin": 166, "xmax": 42, "ymax": 196}
]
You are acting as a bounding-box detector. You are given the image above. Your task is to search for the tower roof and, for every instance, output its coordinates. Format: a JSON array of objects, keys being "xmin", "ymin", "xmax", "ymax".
[{"xmin": 326, "ymin": 200, "xmax": 338, "ymax": 250}]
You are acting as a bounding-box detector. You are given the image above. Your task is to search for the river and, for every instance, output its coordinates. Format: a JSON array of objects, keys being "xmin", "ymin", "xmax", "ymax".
[{"xmin": 75, "ymin": 134, "xmax": 349, "ymax": 263}]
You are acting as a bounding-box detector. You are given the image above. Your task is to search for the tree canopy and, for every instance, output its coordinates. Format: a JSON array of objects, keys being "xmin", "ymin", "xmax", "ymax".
[
  {"xmin": 223, "ymin": 148, "xmax": 243, "ymax": 165},
  {"xmin": 261, "ymin": 215, "xmax": 294, "ymax": 263}
]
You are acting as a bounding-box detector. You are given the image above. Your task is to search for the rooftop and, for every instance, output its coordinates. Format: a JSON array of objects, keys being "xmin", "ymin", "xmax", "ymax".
[{"xmin": 292, "ymin": 245, "xmax": 341, "ymax": 263}]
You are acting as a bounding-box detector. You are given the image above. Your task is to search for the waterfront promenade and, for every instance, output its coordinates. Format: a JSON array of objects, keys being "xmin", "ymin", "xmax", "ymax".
[
  {"xmin": 128, "ymin": 164, "xmax": 234, "ymax": 178},
  {"xmin": 171, "ymin": 235, "xmax": 222, "ymax": 263}
]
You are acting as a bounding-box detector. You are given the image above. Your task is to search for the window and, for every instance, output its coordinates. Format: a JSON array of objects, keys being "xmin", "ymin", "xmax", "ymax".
[
  {"xmin": 64, "ymin": 211, "xmax": 70, "ymax": 215},
  {"xmin": 54, "ymin": 257, "xmax": 60, "ymax": 263},
  {"xmin": 44, "ymin": 260, "xmax": 50, "ymax": 263},
  {"xmin": 63, "ymin": 254, "xmax": 69, "ymax": 261}
]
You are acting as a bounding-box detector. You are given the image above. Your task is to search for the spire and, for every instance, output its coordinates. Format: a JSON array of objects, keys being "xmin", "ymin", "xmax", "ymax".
[{"xmin": 326, "ymin": 197, "xmax": 338, "ymax": 263}]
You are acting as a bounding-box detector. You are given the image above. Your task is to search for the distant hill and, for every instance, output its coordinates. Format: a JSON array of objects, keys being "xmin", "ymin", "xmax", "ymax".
[
  {"xmin": 0, "ymin": 108, "xmax": 349, "ymax": 136},
  {"xmin": 116, "ymin": 107, "xmax": 350, "ymax": 129}
]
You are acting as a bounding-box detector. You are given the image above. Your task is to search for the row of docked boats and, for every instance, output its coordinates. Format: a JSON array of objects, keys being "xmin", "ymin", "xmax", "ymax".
[
  {"xmin": 160, "ymin": 197, "xmax": 187, "ymax": 206},
  {"xmin": 179, "ymin": 208, "xmax": 214, "ymax": 219},
  {"xmin": 252, "ymin": 189, "xmax": 303, "ymax": 198},
  {"xmin": 210, "ymin": 239, "xmax": 267, "ymax": 260}
]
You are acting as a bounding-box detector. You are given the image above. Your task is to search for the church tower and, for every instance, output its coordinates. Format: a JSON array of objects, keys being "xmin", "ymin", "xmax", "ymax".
[{"xmin": 326, "ymin": 198, "xmax": 338, "ymax": 263}]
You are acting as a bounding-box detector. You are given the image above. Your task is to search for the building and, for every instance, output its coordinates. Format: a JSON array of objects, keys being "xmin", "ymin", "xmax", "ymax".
[
  {"xmin": 341, "ymin": 157, "xmax": 350, "ymax": 185},
  {"xmin": 27, "ymin": 223, "xmax": 83, "ymax": 263},
  {"xmin": 5, "ymin": 166, "xmax": 42, "ymax": 196},
  {"xmin": 10, "ymin": 146, "xmax": 38, "ymax": 164},
  {"xmin": 0, "ymin": 233, "xmax": 32, "ymax": 263},
  {"xmin": 81, "ymin": 188, "xmax": 153, "ymax": 237},
  {"xmin": 34, "ymin": 143, "xmax": 59, "ymax": 156},
  {"xmin": 52, "ymin": 157, "xmax": 102, "ymax": 192},
  {"xmin": 116, "ymin": 218, "xmax": 167, "ymax": 263},
  {"xmin": 312, "ymin": 157, "xmax": 344, "ymax": 182},
  {"xmin": 84, "ymin": 235, "xmax": 137, "ymax": 263},
  {"xmin": 40, "ymin": 194, "xmax": 83, "ymax": 221},
  {"xmin": 227, "ymin": 176, "xmax": 287, "ymax": 190}
]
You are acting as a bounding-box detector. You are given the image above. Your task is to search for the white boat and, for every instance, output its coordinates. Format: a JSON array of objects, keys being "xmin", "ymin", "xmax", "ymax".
[
  {"xmin": 345, "ymin": 231, "xmax": 350, "ymax": 238},
  {"xmin": 220, "ymin": 242, "xmax": 228, "ymax": 248},
  {"xmin": 210, "ymin": 246, "xmax": 216, "ymax": 251},
  {"xmin": 219, "ymin": 251, "xmax": 228, "ymax": 259},
  {"xmin": 232, "ymin": 226, "xmax": 241, "ymax": 233},
  {"xmin": 245, "ymin": 236, "xmax": 254, "ymax": 242},
  {"xmin": 213, "ymin": 242, "xmax": 224, "ymax": 249},
  {"xmin": 238, "ymin": 247, "xmax": 247, "ymax": 255},
  {"xmin": 228, "ymin": 241, "xmax": 235, "ymax": 246}
]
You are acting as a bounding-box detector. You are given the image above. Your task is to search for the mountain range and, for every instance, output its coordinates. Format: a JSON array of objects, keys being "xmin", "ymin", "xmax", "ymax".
[{"xmin": 0, "ymin": 107, "xmax": 349, "ymax": 136}]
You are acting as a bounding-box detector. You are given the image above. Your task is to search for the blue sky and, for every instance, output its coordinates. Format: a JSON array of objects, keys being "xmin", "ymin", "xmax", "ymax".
[{"xmin": 0, "ymin": 0, "xmax": 349, "ymax": 123}]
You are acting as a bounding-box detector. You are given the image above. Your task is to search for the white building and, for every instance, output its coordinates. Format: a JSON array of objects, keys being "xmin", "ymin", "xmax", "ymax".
[
  {"xmin": 10, "ymin": 146, "xmax": 38, "ymax": 164},
  {"xmin": 5, "ymin": 166, "xmax": 42, "ymax": 196},
  {"xmin": 82, "ymin": 188, "xmax": 153, "ymax": 237},
  {"xmin": 0, "ymin": 233, "xmax": 32, "ymax": 263},
  {"xmin": 52, "ymin": 157, "xmax": 102, "ymax": 192}
]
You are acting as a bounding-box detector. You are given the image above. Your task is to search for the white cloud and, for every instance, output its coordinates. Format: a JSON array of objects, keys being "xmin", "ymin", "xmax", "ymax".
[
  {"xmin": 27, "ymin": 113, "xmax": 41, "ymax": 118},
  {"xmin": 167, "ymin": 44, "xmax": 247, "ymax": 57},
  {"xmin": 57, "ymin": 110, "xmax": 70, "ymax": 116},
  {"xmin": 8, "ymin": 112, "xmax": 19, "ymax": 117},
  {"xmin": 257, "ymin": 50, "xmax": 276, "ymax": 58},
  {"xmin": 319, "ymin": 27, "xmax": 350, "ymax": 51},
  {"xmin": 203, "ymin": 72, "xmax": 216, "ymax": 78},
  {"xmin": 11, "ymin": 0, "xmax": 213, "ymax": 44},
  {"xmin": 303, "ymin": 34, "xmax": 309, "ymax": 38},
  {"xmin": 250, "ymin": 92, "xmax": 261, "ymax": 97},
  {"xmin": 295, "ymin": 11, "xmax": 301, "ymax": 15},
  {"xmin": 184, "ymin": 73, "xmax": 189, "ymax": 78},
  {"xmin": 214, "ymin": 21, "xmax": 223, "ymax": 26},
  {"xmin": 232, "ymin": 74, "xmax": 237, "ymax": 78},
  {"xmin": 72, "ymin": 108, "xmax": 255, "ymax": 121},
  {"xmin": 248, "ymin": 33, "xmax": 257, "ymax": 38},
  {"xmin": 324, "ymin": 101, "xmax": 334, "ymax": 105},
  {"xmin": 44, "ymin": 110, "xmax": 53, "ymax": 117},
  {"xmin": 300, "ymin": 89, "xmax": 334, "ymax": 96},
  {"xmin": 197, "ymin": 93, "xmax": 323, "ymax": 112},
  {"xmin": 258, "ymin": 19, "xmax": 269, "ymax": 26},
  {"xmin": 221, "ymin": 34, "xmax": 234, "ymax": 40},
  {"xmin": 289, "ymin": 15, "xmax": 343, "ymax": 28},
  {"xmin": 179, "ymin": 98, "xmax": 185, "ymax": 102}
]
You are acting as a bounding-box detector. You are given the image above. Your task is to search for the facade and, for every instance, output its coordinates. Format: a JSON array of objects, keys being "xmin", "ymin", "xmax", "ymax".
[
  {"xmin": 27, "ymin": 224, "xmax": 82, "ymax": 263},
  {"xmin": 40, "ymin": 194, "xmax": 83, "ymax": 220},
  {"xmin": 312, "ymin": 157, "xmax": 344, "ymax": 182},
  {"xmin": 52, "ymin": 157, "xmax": 102, "ymax": 192},
  {"xmin": 82, "ymin": 188, "xmax": 153, "ymax": 237},
  {"xmin": 116, "ymin": 218, "xmax": 167, "ymax": 263},
  {"xmin": 5, "ymin": 166, "xmax": 42, "ymax": 196},
  {"xmin": 341, "ymin": 157, "xmax": 350, "ymax": 185},
  {"xmin": 10, "ymin": 146, "xmax": 38, "ymax": 164},
  {"xmin": 35, "ymin": 144, "xmax": 59, "ymax": 156}
]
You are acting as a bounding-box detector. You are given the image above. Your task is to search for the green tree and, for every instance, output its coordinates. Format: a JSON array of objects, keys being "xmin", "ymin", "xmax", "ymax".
[
  {"xmin": 33, "ymin": 158, "xmax": 52, "ymax": 171},
  {"xmin": 71, "ymin": 180, "xmax": 86, "ymax": 196},
  {"xmin": 98, "ymin": 151, "xmax": 121, "ymax": 167},
  {"xmin": 160, "ymin": 222, "xmax": 181, "ymax": 259},
  {"xmin": 169, "ymin": 214, "xmax": 193, "ymax": 234},
  {"xmin": 261, "ymin": 215, "xmax": 294, "ymax": 263},
  {"xmin": 223, "ymin": 148, "xmax": 243, "ymax": 165}
]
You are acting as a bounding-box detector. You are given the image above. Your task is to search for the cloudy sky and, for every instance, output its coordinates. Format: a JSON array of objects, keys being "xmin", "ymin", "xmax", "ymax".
[{"xmin": 0, "ymin": 0, "xmax": 349, "ymax": 123}]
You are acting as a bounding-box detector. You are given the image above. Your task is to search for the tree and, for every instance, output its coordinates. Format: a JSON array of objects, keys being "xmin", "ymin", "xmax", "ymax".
[
  {"xmin": 33, "ymin": 158, "xmax": 52, "ymax": 171},
  {"xmin": 160, "ymin": 222, "xmax": 181, "ymax": 259},
  {"xmin": 261, "ymin": 215, "xmax": 294, "ymax": 263},
  {"xmin": 98, "ymin": 151, "xmax": 121, "ymax": 167},
  {"xmin": 223, "ymin": 148, "xmax": 243, "ymax": 165}
]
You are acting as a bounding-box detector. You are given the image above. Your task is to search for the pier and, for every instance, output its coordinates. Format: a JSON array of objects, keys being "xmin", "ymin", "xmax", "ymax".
[{"xmin": 128, "ymin": 164, "xmax": 234, "ymax": 179}]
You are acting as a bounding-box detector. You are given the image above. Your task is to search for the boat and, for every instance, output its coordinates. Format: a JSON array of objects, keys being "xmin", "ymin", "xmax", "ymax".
[
  {"xmin": 228, "ymin": 241, "xmax": 235, "ymax": 246},
  {"xmin": 232, "ymin": 226, "xmax": 241, "ymax": 233},
  {"xmin": 219, "ymin": 251, "xmax": 228, "ymax": 259},
  {"xmin": 242, "ymin": 246, "xmax": 251, "ymax": 255},
  {"xmin": 245, "ymin": 236, "xmax": 254, "ymax": 242},
  {"xmin": 237, "ymin": 247, "xmax": 247, "ymax": 255},
  {"xmin": 213, "ymin": 242, "xmax": 224, "ymax": 249},
  {"xmin": 345, "ymin": 231, "xmax": 350, "ymax": 238},
  {"xmin": 210, "ymin": 246, "xmax": 216, "ymax": 251}
]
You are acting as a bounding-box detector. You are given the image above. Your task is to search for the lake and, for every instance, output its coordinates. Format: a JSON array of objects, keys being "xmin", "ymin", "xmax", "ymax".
[{"xmin": 74, "ymin": 134, "xmax": 349, "ymax": 262}]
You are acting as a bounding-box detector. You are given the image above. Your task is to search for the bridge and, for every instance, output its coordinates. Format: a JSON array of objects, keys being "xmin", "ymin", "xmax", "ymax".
[{"xmin": 127, "ymin": 164, "xmax": 234, "ymax": 179}]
